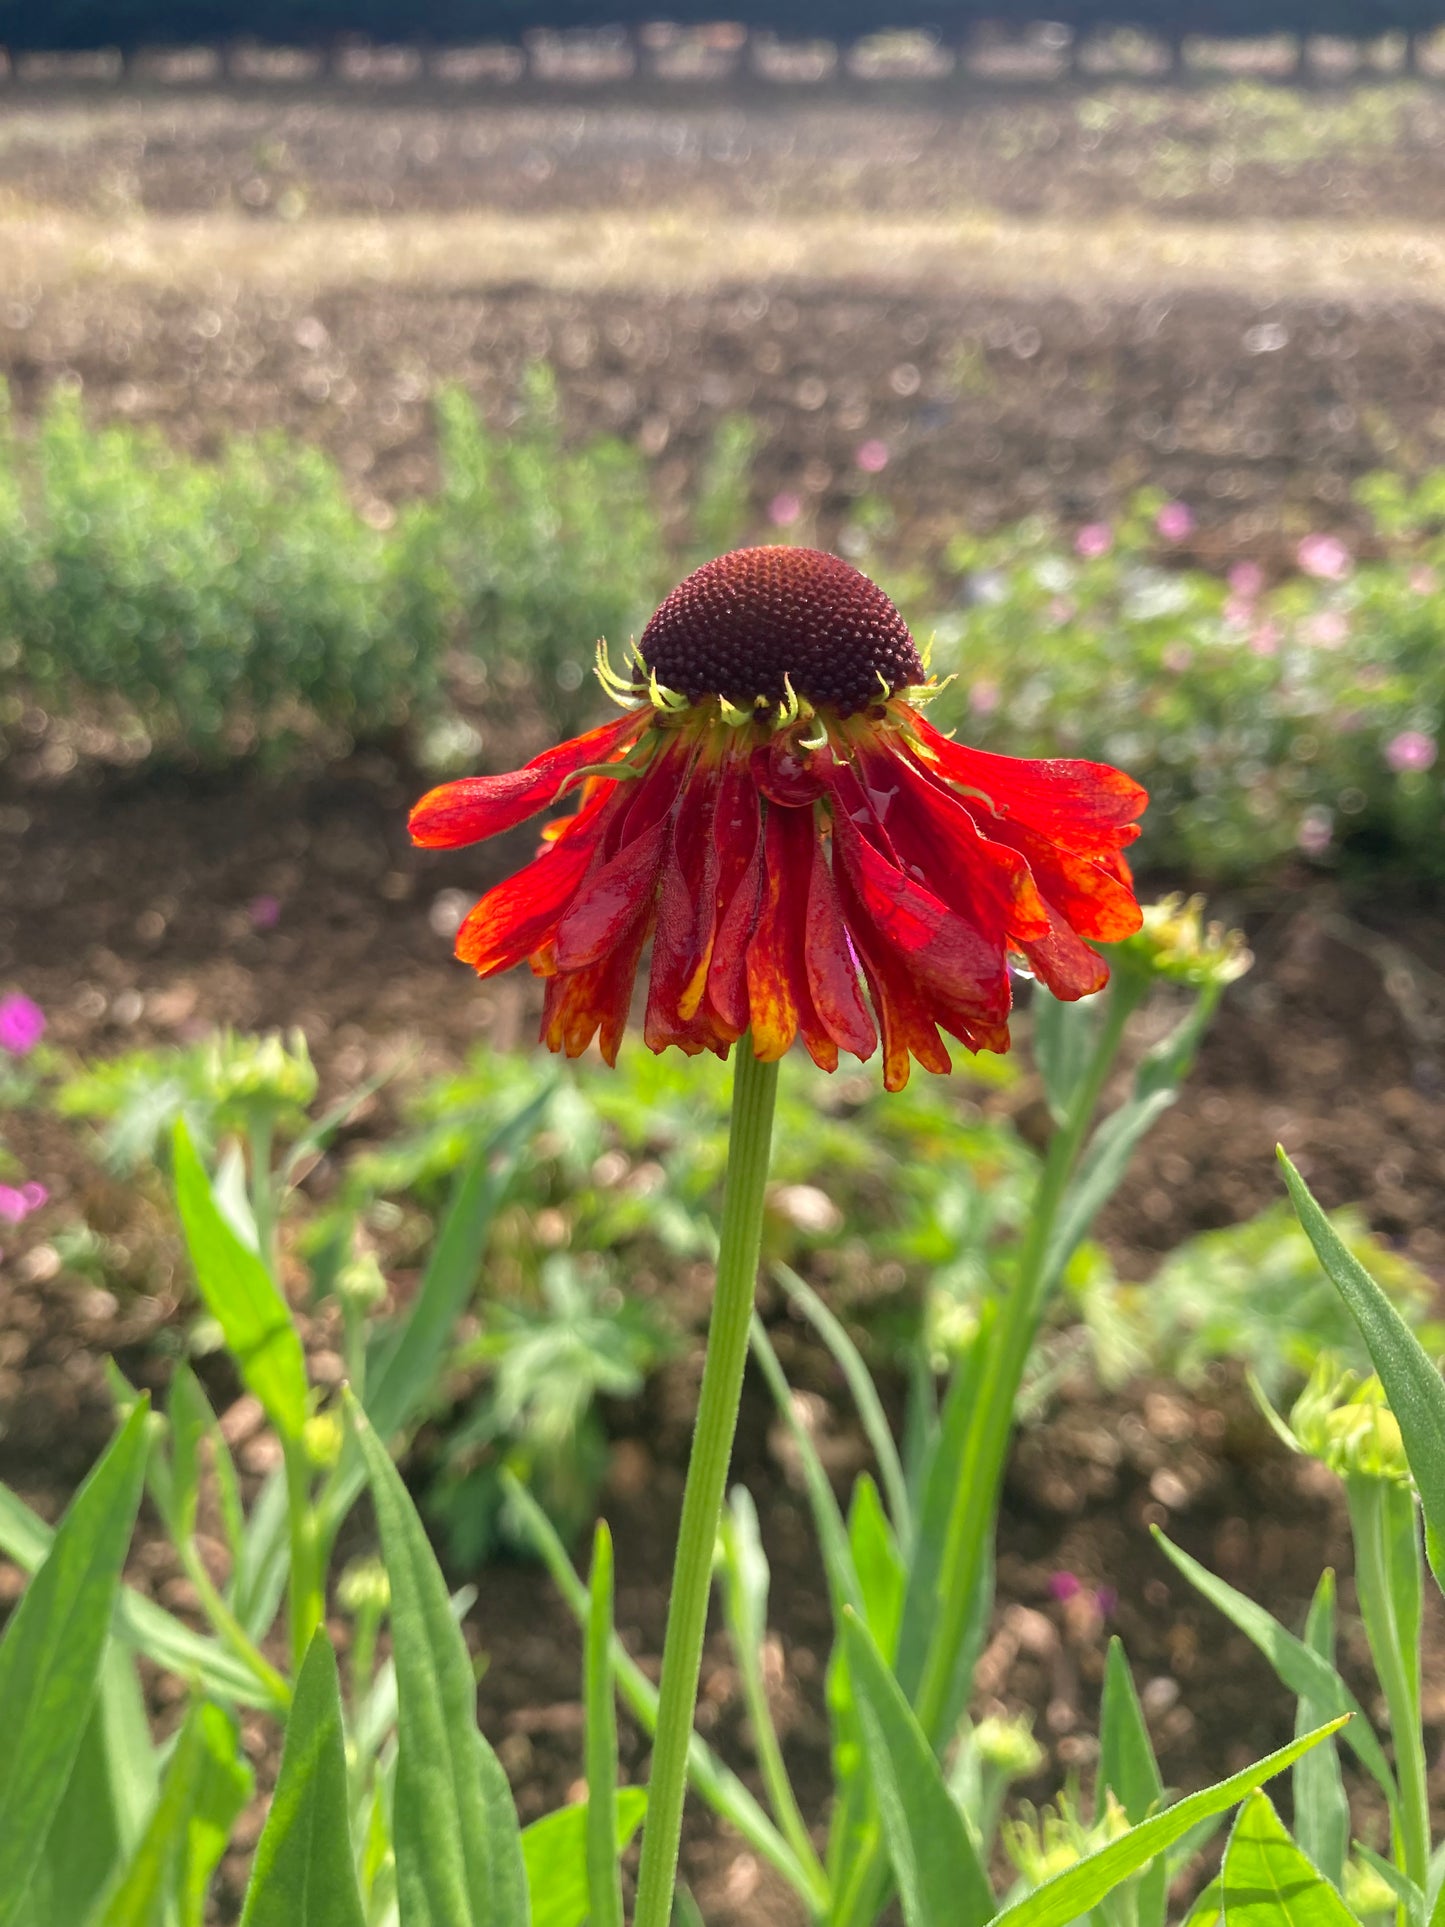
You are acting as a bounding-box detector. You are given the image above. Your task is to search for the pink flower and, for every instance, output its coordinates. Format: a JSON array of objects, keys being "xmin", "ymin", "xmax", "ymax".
[
  {"xmin": 1047, "ymin": 1571, "xmax": 1082, "ymax": 1602},
  {"xmin": 767, "ymin": 491, "xmax": 802, "ymax": 528},
  {"xmin": 1248, "ymin": 621, "xmax": 1281, "ymax": 657},
  {"xmin": 1155, "ymin": 501, "xmax": 1195, "ymax": 542},
  {"xmin": 1410, "ymin": 566, "xmax": 1439, "ymax": 596},
  {"xmin": 1223, "ymin": 595, "xmax": 1254, "ymax": 629},
  {"xmin": 21, "ymin": 1182, "xmax": 47, "ymax": 1212},
  {"xmin": 968, "ymin": 678, "xmax": 1000, "ymax": 717},
  {"xmin": 0, "ymin": 1186, "xmax": 29, "ymax": 1225},
  {"xmin": 1074, "ymin": 522, "xmax": 1113, "ymax": 560},
  {"xmin": 1297, "ymin": 808, "xmax": 1334, "ymax": 856},
  {"xmin": 0, "ymin": 994, "xmax": 44, "ymax": 1056},
  {"xmin": 1304, "ymin": 610, "xmax": 1349, "ymax": 649},
  {"xmin": 1227, "ymin": 560, "xmax": 1265, "ymax": 599},
  {"xmin": 1162, "ymin": 642, "xmax": 1193, "ymax": 673},
  {"xmin": 249, "ymin": 894, "xmax": 282, "ymax": 931},
  {"xmin": 1385, "ymin": 730, "xmax": 1439, "ymax": 773},
  {"xmin": 1297, "ymin": 533, "xmax": 1352, "ymax": 581},
  {"xmin": 854, "ymin": 439, "xmax": 890, "ymax": 475}
]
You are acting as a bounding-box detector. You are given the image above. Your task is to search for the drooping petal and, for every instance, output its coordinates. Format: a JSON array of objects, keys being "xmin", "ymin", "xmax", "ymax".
[
  {"xmin": 646, "ymin": 751, "xmax": 735, "ymax": 1057},
  {"xmin": 905, "ymin": 711, "xmax": 1147, "ymax": 850},
  {"xmin": 1022, "ymin": 912, "xmax": 1111, "ymax": 1001},
  {"xmin": 805, "ymin": 832, "xmax": 876, "ymax": 1060},
  {"xmin": 409, "ymin": 708, "xmax": 648, "ymax": 849},
  {"xmin": 980, "ymin": 817, "xmax": 1143, "ymax": 944},
  {"xmin": 454, "ymin": 794, "xmax": 611, "ymax": 976},
  {"xmin": 543, "ymin": 910, "xmax": 652, "ymax": 1065},
  {"xmin": 746, "ymin": 804, "xmax": 838, "ymax": 1068},
  {"xmin": 553, "ymin": 820, "xmax": 669, "ymax": 970},
  {"xmin": 704, "ymin": 769, "xmax": 765, "ymax": 1036},
  {"xmin": 873, "ymin": 737, "xmax": 1051, "ymax": 947}
]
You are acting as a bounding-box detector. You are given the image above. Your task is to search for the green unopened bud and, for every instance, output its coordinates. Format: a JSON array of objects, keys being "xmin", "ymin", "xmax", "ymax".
[
  {"xmin": 338, "ymin": 1555, "xmax": 391, "ymax": 1619},
  {"xmin": 1116, "ymin": 895, "xmax": 1252, "ymax": 990},
  {"xmin": 302, "ymin": 1411, "xmax": 344, "ymax": 1471},
  {"xmin": 204, "ymin": 1028, "xmax": 318, "ymax": 1112},
  {"xmin": 337, "ymin": 1250, "xmax": 388, "ymax": 1314},
  {"xmin": 1003, "ymin": 1789, "xmax": 1127, "ymax": 1888},
  {"xmin": 973, "ymin": 1714, "xmax": 1046, "ymax": 1783},
  {"xmin": 1290, "ymin": 1358, "xmax": 1410, "ymax": 1484},
  {"xmin": 1344, "ymin": 1853, "xmax": 1400, "ymax": 1920}
]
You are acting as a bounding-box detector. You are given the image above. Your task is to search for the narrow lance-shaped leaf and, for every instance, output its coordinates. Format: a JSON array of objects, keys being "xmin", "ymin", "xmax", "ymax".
[
  {"xmin": 584, "ymin": 1522, "xmax": 624, "ymax": 1927},
  {"xmin": 348, "ymin": 1391, "xmax": 528, "ymax": 1927},
  {"xmin": 97, "ymin": 1701, "xmax": 209, "ymax": 1927},
  {"xmin": 1098, "ymin": 1638, "xmax": 1167, "ymax": 1927},
  {"xmin": 989, "ymin": 1720, "xmax": 1349, "ymax": 1927},
  {"xmin": 240, "ymin": 1632, "xmax": 365, "ymax": 1927},
  {"xmin": 173, "ymin": 1118, "xmax": 309, "ymax": 1443},
  {"xmin": 1279, "ymin": 1148, "xmax": 1445, "ymax": 1590},
  {"xmin": 839, "ymin": 1607, "xmax": 996, "ymax": 1927},
  {"xmin": 1219, "ymin": 1791, "xmax": 1361, "ymax": 1926},
  {"xmin": 1293, "ymin": 1572, "xmax": 1350, "ymax": 1892},
  {"xmin": 1153, "ymin": 1528, "xmax": 1398, "ymax": 1817},
  {"xmin": 181, "ymin": 1706, "xmax": 255, "ymax": 1927},
  {"xmin": 0, "ymin": 1401, "xmax": 150, "ymax": 1927}
]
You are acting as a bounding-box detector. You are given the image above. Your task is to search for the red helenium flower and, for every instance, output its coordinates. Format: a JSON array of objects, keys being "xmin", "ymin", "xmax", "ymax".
[{"xmin": 411, "ymin": 547, "xmax": 1146, "ymax": 1090}]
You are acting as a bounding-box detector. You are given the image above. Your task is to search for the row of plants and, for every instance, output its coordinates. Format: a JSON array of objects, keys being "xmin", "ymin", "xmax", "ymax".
[
  {"xmin": 1, "ymin": 894, "xmax": 1442, "ymax": 1922},
  {"xmin": 4, "ymin": 378, "xmax": 1445, "ymax": 881}
]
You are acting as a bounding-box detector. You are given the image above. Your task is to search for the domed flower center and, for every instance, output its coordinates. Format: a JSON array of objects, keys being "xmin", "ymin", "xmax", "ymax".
[{"xmin": 638, "ymin": 546, "xmax": 926, "ymax": 712}]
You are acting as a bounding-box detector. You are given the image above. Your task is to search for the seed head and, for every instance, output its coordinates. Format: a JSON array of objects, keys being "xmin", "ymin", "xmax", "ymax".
[{"xmin": 638, "ymin": 546, "xmax": 925, "ymax": 711}]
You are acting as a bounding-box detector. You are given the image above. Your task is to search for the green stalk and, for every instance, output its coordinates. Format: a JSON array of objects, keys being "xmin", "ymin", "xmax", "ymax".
[
  {"xmin": 633, "ymin": 1044, "xmax": 781, "ymax": 1927},
  {"xmin": 831, "ymin": 979, "xmax": 1143, "ymax": 1927},
  {"xmin": 1347, "ymin": 1476, "xmax": 1429, "ymax": 1896},
  {"xmin": 283, "ymin": 1441, "xmax": 323, "ymax": 1675},
  {"xmin": 249, "ymin": 1112, "xmax": 275, "ymax": 1267},
  {"xmin": 177, "ymin": 1539, "xmax": 292, "ymax": 1711}
]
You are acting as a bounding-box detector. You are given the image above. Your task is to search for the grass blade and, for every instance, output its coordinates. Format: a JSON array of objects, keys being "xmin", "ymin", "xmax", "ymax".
[
  {"xmin": 1293, "ymin": 1572, "xmax": 1349, "ymax": 1891},
  {"xmin": 0, "ymin": 1402, "xmax": 150, "ymax": 1927},
  {"xmin": 1219, "ymin": 1791, "xmax": 1360, "ymax": 1925},
  {"xmin": 1099, "ymin": 1637, "xmax": 1167, "ymax": 1927},
  {"xmin": 585, "ymin": 1523, "xmax": 624, "ymax": 1927}
]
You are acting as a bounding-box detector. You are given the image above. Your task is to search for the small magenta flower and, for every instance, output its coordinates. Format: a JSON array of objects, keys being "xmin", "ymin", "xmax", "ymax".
[
  {"xmin": 1047, "ymin": 1571, "xmax": 1082, "ymax": 1602},
  {"xmin": 1249, "ymin": 621, "xmax": 1281, "ymax": 657},
  {"xmin": 767, "ymin": 491, "xmax": 802, "ymax": 529},
  {"xmin": 1155, "ymin": 501, "xmax": 1195, "ymax": 542},
  {"xmin": 1297, "ymin": 533, "xmax": 1352, "ymax": 581},
  {"xmin": 1298, "ymin": 808, "xmax": 1334, "ymax": 856},
  {"xmin": 0, "ymin": 1186, "xmax": 30, "ymax": 1225},
  {"xmin": 1074, "ymin": 522, "xmax": 1113, "ymax": 560},
  {"xmin": 1385, "ymin": 730, "xmax": 1438, "ymax": 774},
  {"xmin": 1227, "ymin": 560, "xmax": 1265, "ymax": 599},
  {"xmin": 249, "ymin": 894, "xmax": 282, "ymax": 931},
  {"xmin": 0, "ymin": 994, "xmax": 44, "ymax": 1056},
  {"xmin": 412, "ymin": 548, "xmax": 1147, "ymax": 1090},
  {"xmin": 855, "ymin": 439, "xmax": 890, "ymax": 474}
]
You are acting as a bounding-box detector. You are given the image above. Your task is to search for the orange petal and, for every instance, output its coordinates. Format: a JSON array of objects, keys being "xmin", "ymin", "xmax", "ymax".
[{"xmin": 409, "ymin": 708, "xmax": 647, "ymax": 848}]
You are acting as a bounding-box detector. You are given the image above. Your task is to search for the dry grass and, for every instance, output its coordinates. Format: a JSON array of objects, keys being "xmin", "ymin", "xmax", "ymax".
[{"xmin": 7, "ymin": 203, "xmax": 1445, "ymax": 299}]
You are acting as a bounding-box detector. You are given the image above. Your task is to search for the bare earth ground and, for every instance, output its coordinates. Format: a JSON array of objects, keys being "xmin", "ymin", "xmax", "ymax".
[{"xmin": 3, "ymin": 70, "xmax": 1445, "ymax": 1921}]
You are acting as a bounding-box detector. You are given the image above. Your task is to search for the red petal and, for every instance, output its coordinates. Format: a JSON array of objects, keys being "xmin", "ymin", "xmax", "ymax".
[
  {"xmin": 704, "ymin": 769, "xmax": 764, "ymax": 1035},
  {"xmin": 829, "ymin": 805, "xmax": 1010, "ymax": 1028},
  {"xmin": 982, "ymin": 818, "xmax": 1143, "ymax": 944},
  {"xmin": 805, "ymin": 834, "xmax": 876, "ymax": 1060},
  {"xmin": 453, "ymin": 797, "xmax": 609, "ymax": 975},
  {"xmin": 1023, "ymin": 912, "xmax": 1111, "ymax": 1001},
  {"xmin": 409, "ymin": 708, "xmax": 647, "ymax": 849},
  {"xmin": 875, "ymin": 739, "xmax": 1051, "ymax": 947},
  {"xmin": 646, "ymin": 753, "xmax": 737, "ymax": 1057},
  {"xmin": 543, "ymin": 912, "xmax": 651, "ymax": 1064},
  {"xmin": 553, "ymin": 819, "xmax": 669, "ymax": 970},
  {"xmin": 906, "ymin": 712, "xmax": 1147, "ymax": 849},
  {"xmin": 745, "ymin": 807, "xmax": 806, "ymax": 1062}
]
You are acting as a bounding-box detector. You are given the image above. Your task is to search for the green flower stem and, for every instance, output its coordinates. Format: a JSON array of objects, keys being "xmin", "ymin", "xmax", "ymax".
[
  {"xmin": 283, "ymin": 1442, "xmax": 323, "ymax": 1675},
  {"xmin": 633, "ymin": 1043, "xmax": 781, "ymax": 1927},
  {"xmin": 249, "ymin": 1113, "xmax": 275, "ymax": 1268},
  {"xmin": 177, "ymin": 1539, "xmax": 292, "ymax": 1711},
  {"xmin": 1347, "ymin": 1475, "xmax": 1430, "ymax": 1894}
]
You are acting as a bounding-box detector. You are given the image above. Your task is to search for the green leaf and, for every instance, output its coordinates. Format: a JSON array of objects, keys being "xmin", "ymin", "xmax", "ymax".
[
  {"xmin": 849, "ymin": 1475, "xmax": 906, "ymax": 1663},
  {"xmin": 1219, "ymin": 1792, "xmax": 1362, "ymax": 1925},
  {"xmin": 990, "ymin": 1720, "xmax": 1348, "ymax": 1927},
  {"xmin": 95, "ymin": 1703, "xmax": 208, "ymax": 1927},
  {"xmin": 1279, "ymin": 1149, "xmax": 1445, "ymax": 1590},
  {"xmin": 0, "ymin": 1402, "xmax": 150, "ymax": 1927},
  {"xmin": 240, "ymin": 1634, "xmax": 365, "ymax": 1927},
  {"xmin": 1153, "ymin": 1529, "xmax": 1398, "ymax": 1816},
  {"xmin": 172, "ymin": 1119, "xmax": 308, "ymax": 1442},
  {"xmin": 1182, "ymin": 1879, "xmax": 1223, "ymax": 1926},
  {"xmin": 1098, "ymin": 1637, "xmax": 1167, "ymax": 1927},
  {"xmin": 839, "ymin": 1608, "xmax": 995, "ymax": 1927},
  {"xmin": 30, "ymin": 1645, "xmax": 157, "ymax": 1927},
  {"xmin": 773, "ymin": 1264, "xmax": 911, "ymax": 1548},
  {"xmin": 165, "ymin": 1363, "xmax": 213, "ymax": 1545},
  {"xmin": 521, "ymin": 1792, "xmax": 647, "ymax": 1927},
  {"xmin": 180, "ymin": 1706, "xmax": 253, "ymax": 1927},
  {"xmin": 1293, "ymin": 1572, "xmax": 1350, "ymax": 1891},
  {"xmin": 1032, "ymin": 987, "xmax": 1100, "ymax": 1125},
  {"xmin": 349, "ymin": 1393, "xmax": 528, "ymax": 1927},
  {"xmin": 584, "ymin": 1524, "xmax": 624, "ymax": 1927}
]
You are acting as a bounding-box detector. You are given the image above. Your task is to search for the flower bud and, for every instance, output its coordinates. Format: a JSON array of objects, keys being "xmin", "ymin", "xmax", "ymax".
[
  {"xmin": 337, "ymin": 1555, "xmax": 391, "ymax": 1619},
  {"xmin": 973, "ymin": 1713, "xmax": 1045, "ymax": 1782},
  {"xmin": 204, "ymin": 1028, "xmax": 318, "ymax": 1112},
  {"xmin": 337, "ymin": 1251, "xmax": 389, "ymax": 1315},
  {"xmin": 1290, "ymin": 1358, "xmax": 1411, "ymax": 1485},
  {"xmin": 1115, "ymin": 895, "xmax": 1252, "ymax": 990},
  {"xmin": 302, "ymin": 1411, "xmax": 344, "ymax": 1471},
  {"xmin": 1003, "ymin": 1789, "xmax": 1128, "ymax": 1887}
]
